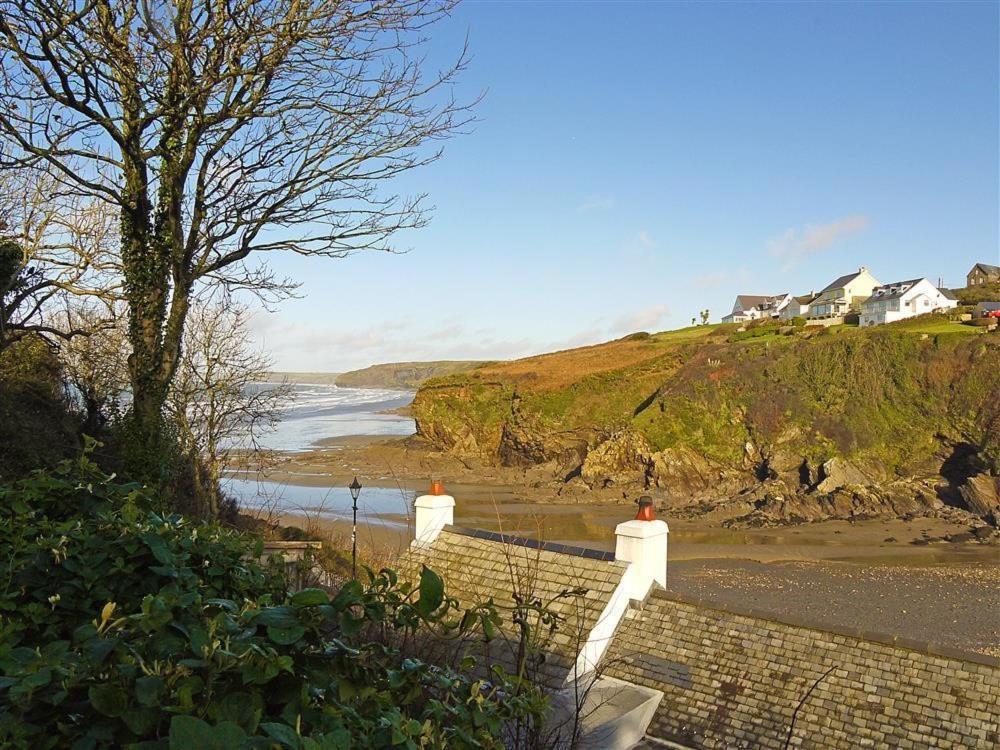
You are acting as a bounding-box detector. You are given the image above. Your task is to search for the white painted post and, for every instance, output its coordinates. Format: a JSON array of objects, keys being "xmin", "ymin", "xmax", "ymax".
[
  {"xmin": 568, "ymin": 505, "xmax": 670, "ymax": 681},
  {"xmin": 412, "ymin": 486, "xmax": 454, "ymax": 547},
  {"xmin": 614, "ymin": 517, "xmax": 669, "ymax": 599}
]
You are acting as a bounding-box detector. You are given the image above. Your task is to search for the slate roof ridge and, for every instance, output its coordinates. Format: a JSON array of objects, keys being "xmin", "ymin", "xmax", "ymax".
[
  {"xmin": 820, "ymin": 269, "xmax": 864, "ymax": 292},
  {"xmin": 443, "ymin": 525, "xmax": 619, "ymax": 562},
  {"xmin": 973, "ymin": 262, "xmax": 1000, "ymax": 275},
  {"xmin": 867, "ymin": 278, "xmax": 928, "ymax": 302}
]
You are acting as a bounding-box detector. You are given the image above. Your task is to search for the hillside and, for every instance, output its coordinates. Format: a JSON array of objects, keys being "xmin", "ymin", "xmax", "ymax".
[
  {"xmin": 412, "ymin": 318, "xmax": 1000, "ymax": 527},
  {"xmin": 264, "ymin": 371, "xmax": 341, "ymax": 385},
  {"xmin": 334, "ymin": 360, "xmax": 488, "ymax": 389}
]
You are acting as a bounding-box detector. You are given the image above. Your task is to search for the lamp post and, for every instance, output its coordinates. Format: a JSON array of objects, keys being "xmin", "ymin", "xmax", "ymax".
[{"xmin": 349, "ymin": 476, "xmax": 362, "ymax": 578}]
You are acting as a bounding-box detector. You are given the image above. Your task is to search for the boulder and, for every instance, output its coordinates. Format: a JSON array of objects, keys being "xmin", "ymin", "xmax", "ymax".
[
  {"xmin": 580, "ymin": 430, "xmax": 653, "ymax": 489},
  {"xmin": 959, "ymin": 474, "xmax": 1000, "ymax": 526},
  {"xmin": 813, "ymin": 457, "xmax": 871, "ymax": 494},
  {"xmin": 648, "ymin": 446, "xmax": 749, "ymax": 506}
]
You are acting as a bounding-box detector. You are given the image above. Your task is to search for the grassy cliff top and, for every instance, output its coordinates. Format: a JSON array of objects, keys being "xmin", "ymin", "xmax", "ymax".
[
  {"xmin": 334, "ymin": 360, "xmax": 489, "ymax": 389},
  {"xmin": 437, "ymin": 316, "xmax": 986, "ymax": 393},
  {"xmin": 449, "ymin": 326, "xmax": 726, "ymax": 392},
  {"xmin": 413, "ymin": 314, "xmax": 997, "ymax": 476}
]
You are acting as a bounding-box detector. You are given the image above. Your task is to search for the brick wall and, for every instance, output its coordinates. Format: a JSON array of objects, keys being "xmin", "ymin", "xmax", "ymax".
[{"xmin": 604, "ymin": 592, "xmax": 999, "ymax": 749}]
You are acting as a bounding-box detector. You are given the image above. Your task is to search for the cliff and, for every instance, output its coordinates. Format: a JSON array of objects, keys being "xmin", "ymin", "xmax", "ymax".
[
  {"xmin": 335, "ymin": 360, "xmax": 488, "ymax": 390},
  {"xmin": 412, "ymin": 319, "xmax": 1000, "ymax": 526}
]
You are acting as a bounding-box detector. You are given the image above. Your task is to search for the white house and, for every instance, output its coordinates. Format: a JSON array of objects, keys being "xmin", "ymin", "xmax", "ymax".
[
  {"xmin": 859, "ymin": 278, "xmax": 959, "ymax": 327},
  {"xmin": 721, "ymin": 294, "xmax": 770, "ymax": 324},
  {"xmin": 779, "ymin": 293, "xmax": 818, "ymax": 320},
  {"xmin": 722, "ymin": 293, "xmax": 791, "ymax": 323},
  {"xmin": 756, "ymin": 293, "xmax": 793, "ymax": 318},
  {"xmin": 809, "ymin": 266, "xmax": 881, "ymax": 319}
]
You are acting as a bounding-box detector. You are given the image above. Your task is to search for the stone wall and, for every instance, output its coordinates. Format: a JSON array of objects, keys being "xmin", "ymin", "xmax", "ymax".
[{"xmin": 604, "ymin": 592, "xmax": 999, "ymax": 749}]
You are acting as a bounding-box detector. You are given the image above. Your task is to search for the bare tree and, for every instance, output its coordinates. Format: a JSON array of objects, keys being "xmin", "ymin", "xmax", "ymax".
[
  {"xmin": 168, "ymin": 298, "xmax": 289, "ymax": 517},
  {"xmin": 60, "ymin": 303, "xmax": 130, "ymax": 434},
  {"xmin": 0, "ymin": 167, "xmax": 120, "ymax": 350},
  {"xmin": 0, "ymin": 0, "xmax": 472, "ymax": 463}
]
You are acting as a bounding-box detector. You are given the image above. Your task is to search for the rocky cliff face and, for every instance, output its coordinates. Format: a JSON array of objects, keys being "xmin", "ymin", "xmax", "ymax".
[{"xmin": 412, "ymin": 324, "xmax": 1000, "ymax": 526}]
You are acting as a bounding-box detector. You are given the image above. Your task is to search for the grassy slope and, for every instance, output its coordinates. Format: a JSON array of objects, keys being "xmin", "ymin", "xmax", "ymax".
[
  {"xmin": 265, "ymin": 371, "xmax": 341, "ymax": 385},
  {"xmin": 413, "ymin": 317, "xmax": 999, "ymax": 474},
  {"xmin": 335, "ymin": 360, "xmax": 489, "ymax": 389}
]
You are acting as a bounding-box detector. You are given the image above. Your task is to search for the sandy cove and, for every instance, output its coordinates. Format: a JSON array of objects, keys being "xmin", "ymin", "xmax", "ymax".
[{"xmin": 235, "ymin": 435, "xmax": 1000, "ymax": 657}]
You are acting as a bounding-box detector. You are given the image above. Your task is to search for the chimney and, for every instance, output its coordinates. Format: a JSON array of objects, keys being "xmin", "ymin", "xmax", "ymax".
[
  {"xmin": 614, "ymin": 496, "xmax": 668, "ymax": 597},
  {"xmin": 859, "ymin": 266, "xmax": 868, "ymax": 273},
  {"xmin": 413, "ymin": 479, "xmax": 454, "ymax": 547}
]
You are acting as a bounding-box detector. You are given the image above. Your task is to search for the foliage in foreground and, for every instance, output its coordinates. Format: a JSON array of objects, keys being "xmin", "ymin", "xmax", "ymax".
[{"xmin": 0, "ymin": 452, "xmax": 544, "ymax": 748}]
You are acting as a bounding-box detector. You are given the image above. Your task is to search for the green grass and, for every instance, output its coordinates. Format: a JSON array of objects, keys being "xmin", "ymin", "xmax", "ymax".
[
  {"xmin": 650, "ymin": 323, "xmax": 723, "ymax": 343},
  {"xmin": 887, "ymin": 315, "xmax": 984, "ymax": 336}
]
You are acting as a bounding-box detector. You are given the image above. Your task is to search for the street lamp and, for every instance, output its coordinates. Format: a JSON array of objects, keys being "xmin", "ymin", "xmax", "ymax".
[{"xmin": 349, "ymin": 476, "xmax": 362, "ymax": 578}]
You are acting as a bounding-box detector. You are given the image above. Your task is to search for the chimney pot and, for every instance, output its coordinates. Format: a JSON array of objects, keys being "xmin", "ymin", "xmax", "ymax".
[
  {"xmin": 413, "ymin": 481, "xmax": 454, "ymax": 547},
  {"xmin": 635, "ymin": 495, "xmax": 656, "ymax": 521}
]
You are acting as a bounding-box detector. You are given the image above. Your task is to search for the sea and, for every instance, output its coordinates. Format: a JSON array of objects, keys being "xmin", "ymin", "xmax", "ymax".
[
  {"xmin": 246, "ymin": 383, "xmax": 415, "ymax": 452},
  {"xmin": 224, "ymin": 384, "xmax": 418, "ymax": 527}
]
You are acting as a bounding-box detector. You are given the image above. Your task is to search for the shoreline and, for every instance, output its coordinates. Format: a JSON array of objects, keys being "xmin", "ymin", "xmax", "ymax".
[
  {"xmin": 237, "ymin": 434, "xmax": 998, "ymax": 566},
  {"xmin": 233, "ymin": 433, "xmax": 999, "ymax": 657}
]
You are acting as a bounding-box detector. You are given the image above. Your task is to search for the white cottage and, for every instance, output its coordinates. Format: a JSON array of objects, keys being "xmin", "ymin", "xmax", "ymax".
[
  {"xmin": 809, "ymin": 266, "xmax": 881, "ymax": 319},
  {"xmin": 721, "ymin": 295, "xmax": 771, "ymax": 324},
  {"xmin": 859, "ymin": 278, "xmax": 958, "ymax": 327},
  {"xmin": 722, "ymin": 293, "xmax": 792, "ymax": 323},
  {"xmin": 779, "ymin": 292, "xmax": 818, "ymax": 321}
]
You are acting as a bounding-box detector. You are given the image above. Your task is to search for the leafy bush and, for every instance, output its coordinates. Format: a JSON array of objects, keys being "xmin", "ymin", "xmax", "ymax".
[
  {"xmin": 0, "ymin": 452, "xmax": 544, "ymax": 748},
  {"xmin": 790, "ymin": 316, "xmax": 807, "ymax": 327},
  {"xmin": 0, "ymin": 335, "xmax": 82, "ymax": 478},
  {"xmin": 952, "ymin": 283, "xmax": 1000, "ymax": 306}
]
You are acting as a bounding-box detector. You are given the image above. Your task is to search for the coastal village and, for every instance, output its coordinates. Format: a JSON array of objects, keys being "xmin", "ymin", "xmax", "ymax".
[
  {"xmin": 0, "ymin": 2, "xmax": 997, "ymax": 750},
  {"xmin": 721, "ymin": 261, "xmax": 1000, "ymax": 327}
]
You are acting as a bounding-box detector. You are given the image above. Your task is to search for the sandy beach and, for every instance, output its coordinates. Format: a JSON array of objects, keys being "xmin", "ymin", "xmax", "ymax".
[{"xmin": 232, "ymin": 433, "xmax": 1000, "ymax": 658}]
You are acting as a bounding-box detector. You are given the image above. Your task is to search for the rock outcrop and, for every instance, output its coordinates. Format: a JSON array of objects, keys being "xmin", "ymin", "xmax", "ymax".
[
  {"xmin": 580, "ymin": 430, "xmax": 652, "ymax": 489},
  {"xmin": 959, "ymin": 473, "xmax": 1000, "ymax": 526},
  {"xmin": 412, "ymin": 323, "xmax": 1000, "ymax": 526},
  {"xmin": 813, "ymin": 457, "xmax": 874, "ymax": 494}
]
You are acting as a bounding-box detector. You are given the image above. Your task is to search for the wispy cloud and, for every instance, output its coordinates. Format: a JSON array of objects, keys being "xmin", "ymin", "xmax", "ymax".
[
  {"xmin": 612, "ymin": 303, "xmax": 670, "ymax": 333},
  {"xmin": 691, "ymin": 268, "xmax": 752, "ymax": 289},
  {"xmin": 637, "ymin": 230, "xmax": 656, "ymax": 249},
  {"xmin": 767, "ymin": 215, "xmax": 870, "ymax": 270},
  {"xmin": 577, "ymin": 193, "xmax": 616, "ymax": 213}
]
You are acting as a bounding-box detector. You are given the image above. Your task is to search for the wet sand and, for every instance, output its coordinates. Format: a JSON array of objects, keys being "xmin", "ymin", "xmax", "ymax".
[{"xmin": 237, "ymin": 435, "xmax": 1000, "ymax": 657}]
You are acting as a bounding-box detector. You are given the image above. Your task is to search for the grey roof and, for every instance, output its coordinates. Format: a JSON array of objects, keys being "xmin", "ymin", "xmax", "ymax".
[
  {"xmin": 820, "ymin": 269, "xmax": 865, "ymax": 293},
  {"xmin": 866, "ymin": 278, "xmax": 925, "ymax": 303},
  {"xmin": 941, "ymin": 288, "xmax": 958, "ymax": 300},
  {"xmin": 971, "ymin": 263, "xmax": 1000, "ymax": 276},
  {"xmin": 733, "ymin": 295, "xmax": 771, "ymax": 312},
  {"xmin": 399, "ymin": 526, "xmax": 627, "ymax": 686},
  {"xmin": 794, "ymin": 293, "xmax": 818, "ymax": 305}
]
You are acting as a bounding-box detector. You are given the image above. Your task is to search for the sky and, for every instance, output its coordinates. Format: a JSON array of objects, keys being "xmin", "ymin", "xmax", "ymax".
[{"xmin": 249, "ymin": 1, "xmax": 1000, "ymax": 373}]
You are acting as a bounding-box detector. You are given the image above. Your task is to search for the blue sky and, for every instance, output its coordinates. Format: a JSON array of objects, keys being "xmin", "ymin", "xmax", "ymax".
[{"xmin": 250, "ymin": 1, "xmax": 1000, "ymax": 372}]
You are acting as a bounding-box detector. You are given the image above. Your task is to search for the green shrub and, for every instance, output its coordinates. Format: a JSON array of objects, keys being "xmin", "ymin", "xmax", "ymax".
[
  {"xmin": 0, "ymin": 451, "xmax": 543, "ymax": 748},
  {"xmin": 0, "ymin": 336, "xmax": 82, "ymax": 478},
  {"xmin": 790, "ymin": 316, "xmax": 807, "ymax": 327}
]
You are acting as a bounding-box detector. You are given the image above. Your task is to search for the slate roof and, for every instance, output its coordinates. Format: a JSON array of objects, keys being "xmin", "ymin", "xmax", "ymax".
[
  {"xmin": 941, "ymin": 289, "xmax": 958, "ymax": 300},
  {"xmin": 971, "ymin": 263, "xmax": 1000, "ymax": 276},
  {"xmin": 400, "ymin": 527, "xmax": 627, "ymax": 686},
  {"xmin": 733, "ymin": 295, "xmax": 771, "ymax": 312},
  {"xmin": 820, "ymin": 269, "xmax": 865, "ymax": 293},
  {"xmin": 866, "ymin": 278, "xmax": 925, "ymax": 303},
  {"xmin": 794, "ymin": 293, "xmax": 818, "ymax": 305}
]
